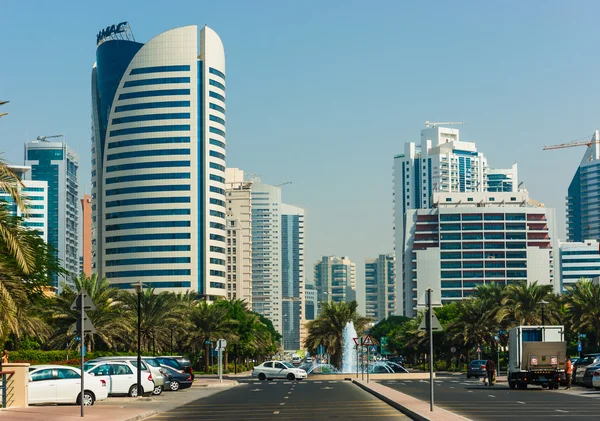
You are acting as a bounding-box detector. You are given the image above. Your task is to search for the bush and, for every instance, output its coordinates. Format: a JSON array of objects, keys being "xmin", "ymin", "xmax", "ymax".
[{"xmin": 434, "ymin": 360, "xmax": 447, "ymax": 371}]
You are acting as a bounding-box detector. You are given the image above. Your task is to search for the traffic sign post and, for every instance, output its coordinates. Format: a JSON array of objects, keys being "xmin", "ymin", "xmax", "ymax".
[
  {"xmin": 476, "ymin": 345, "xmax": 482, "ymax": 361},
  {"xmin": 70, "ymin": 289, "xmax": 96, "ymax": 418},
  {"xmin": 366, "ymin": 342, "xmax": 370, "ymax": 383},
  {"xmin": 216, "ymin": 339, "xmax": 227, "ymax": 383}
]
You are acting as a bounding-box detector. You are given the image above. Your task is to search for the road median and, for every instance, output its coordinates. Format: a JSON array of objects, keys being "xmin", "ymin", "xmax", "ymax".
[{"xmin": 352, "ymin": 379, "xmax": 472, "ymax": 421}]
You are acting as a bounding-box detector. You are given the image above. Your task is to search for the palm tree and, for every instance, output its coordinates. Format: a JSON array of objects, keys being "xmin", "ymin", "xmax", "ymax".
[
  {"xmin": 564, "ymin": 280, "xmax": 600, "ymax": 347},
  {"xmin": 499, "ymin": 281, "xmax": 554, "ymax": 326},
  {"xmin": 50, "ymin": 274, "xmax": 129, "ymax": 352},
  {"xmin": 188, "ymin": 300, "xmax": 238, "ymax": 371},
  {"xmin": 447, "ymin": 298, "xmax": 501, "ymax": 361},
  {"xmin": 304, "ymin": 301, "xmax": 370, "ymax": 369},
  {"xmin": 122, "ymin": 288, "xmax": 185, "ymax": 354}
]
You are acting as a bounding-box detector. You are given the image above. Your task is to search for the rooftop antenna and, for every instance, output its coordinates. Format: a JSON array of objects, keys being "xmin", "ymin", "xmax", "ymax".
[{"xmin": 425, "ymin": 121, "xmax": 467, "ymax": 128}]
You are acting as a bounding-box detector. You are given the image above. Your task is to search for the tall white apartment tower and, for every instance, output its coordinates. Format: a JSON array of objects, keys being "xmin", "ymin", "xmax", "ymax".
[
  {"xmin": 225, "ymin": 168, "xmax": 253, "ymax": 303},
  {"xmin": 91, "ymin": 24, "xmax": 227, "ymax": 296},
  {"xmin": 24, "ymin": 141, "xmax": 79, "ymax": 291},
  {"xmin": 251, "ymin": 181, "xmax": 282, "ymax": 333},
  {"xmin": 393, "ymin": 126, "xmax": 518, "ymax": 315}
]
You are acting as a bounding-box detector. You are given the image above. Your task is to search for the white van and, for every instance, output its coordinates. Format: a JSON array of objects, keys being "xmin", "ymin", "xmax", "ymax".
[{"xmin": 291, "ymin": 355, "xmax": 302, "ymax": 366}]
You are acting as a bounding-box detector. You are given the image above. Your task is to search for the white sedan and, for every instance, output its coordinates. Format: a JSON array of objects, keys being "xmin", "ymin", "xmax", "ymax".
[
  {"xmin": 84, "ymin": 361, "xmax": 155, "ymax": 397},
  {"xmin": 253, "ymin": 361, "xmax": 307, "ymax": 381},
  {"xmin": 592, "ymin": 368, "xmax": 600, "ymax": 390},
  {"xmin": 28, "ymin": 365, "xmax": 108, "ymax": 406}
]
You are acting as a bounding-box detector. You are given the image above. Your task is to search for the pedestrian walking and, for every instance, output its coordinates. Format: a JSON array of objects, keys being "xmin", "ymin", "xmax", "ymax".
[
  {"xmin": 485, "ymin": 357, "xmax": 495, "ymax": 387},
  {"xmin": 1, "ymin": 350, "xmax": 8, "ymax": 365},
  {"xmin": 565, "ymin": 357, "xmax": 572, "ymax": 390}
]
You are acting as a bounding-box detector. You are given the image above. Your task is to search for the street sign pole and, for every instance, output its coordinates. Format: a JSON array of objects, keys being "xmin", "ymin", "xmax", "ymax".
[
  {"xmin": 356, "ymin": 344, "xmax": 359, "ymax": 379},
  {"xmin": 361, "ymin": 338, "xmax": 364, "ymax": 381},
  {"xmin": 218, "ymin": 347, "xmax": 222, "ymax": 383},
  {"xmin": 427, "ymin": 288, "xmax": 434, "ymax": 412},
  {"xmin": 367, "ymin": 345, "xmax": 370, "ymax": 383}
]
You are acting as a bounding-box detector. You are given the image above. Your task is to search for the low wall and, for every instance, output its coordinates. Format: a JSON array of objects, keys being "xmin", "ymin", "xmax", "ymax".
[{"xmin": 308, "ymin": 372, "xmax": 434, "ymax": 381}]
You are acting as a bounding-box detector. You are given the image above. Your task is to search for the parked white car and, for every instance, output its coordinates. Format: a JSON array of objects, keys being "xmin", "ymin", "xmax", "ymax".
[
  {"xmin": 84, "ymin": 361, "xmax": 154, "ymax": 397},
  {"xmin": 592, "ymin": 367, "xmax": 600, "ymax": 390},
  {"xmin": 88, "ymin": 356, "xmax": 165, "ymax": 395},
  {"xmin": 253, "ymin": 361, "xmax": 307, "ymax": 381},
  {"xmin": 28, "ymin": 365, "xmax": 108, "ymax": 406}
]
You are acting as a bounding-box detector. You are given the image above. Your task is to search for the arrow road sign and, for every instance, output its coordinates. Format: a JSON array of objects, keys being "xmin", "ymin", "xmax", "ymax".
[
  {"xmin": 363, "ymin": 334, "xmax": 374, "ymax": 346},
  {"xmin": 418, "ymin": 312, "xmax": 443, "ymax": 332},
  {"xmin": 70, "ymin": 289, "xmax": 96, "ymax": 312}
]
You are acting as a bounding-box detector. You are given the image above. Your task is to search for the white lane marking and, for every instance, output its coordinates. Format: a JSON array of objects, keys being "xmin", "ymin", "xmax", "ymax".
[
  {"xmin": 451, "ymin": 381, "xmax": 459, "ymax": 383},
  {"xmin": 488, "ymin": 395, "xmax": 495, "ymax": 398},
  {"xmin": 556, "ymin": 410, "xmax": 568, "ymax": 413},
  {"xmin": 250, "ymin": 389, "xmax": 262, "ymax": 392},
  {"xmin": 468, "ymin": 391, "xmax": 473, "ymax": 393},
  {"xmin": 321, "ymin": 386, "xmax": 334, "ymax": 390},
  {"xmin": 328, "ymin": 381, "xmax": 338, "ymax": 384},
  {"xmin": 284, "ymin": 381, "xmax": 291, "ymax": 384},
  {"xmin": 269, "ymin": 382, "xmax": 276, "ymax": 385},
  {"xmin": 314, "ymin": 381, "xmax": 322, "ymax": 384},
  {"xmin": 387, "ymin": 381, "xmax": 397, "ymax": 383},
  {"xmin": 280, "ymin": 403, "xmax": 285, "ymax": 406},
  {"xmin": 253, "ymin": 382, "xmax": 261, "ymax": 385},
  {"xmin": 288, "ymin": 392, "xmax": 292, "ymax": 394},
  {"xmin": 404, "ymin": 380, "xmax": 413, "ymax": 383},
  {"xmin": 273, "ymin": 411, "xmax": 280, "ymax": 415},
  {"xmin": 517, "ymin": 401, "xmax": 526, "ymax": 405},
  {"xmin": 450, "ymin": 387, "xmax": 455, "ymax": 389},
  {"xmin": 434, "ymin": 380, "xmax": 444, "ymax": 383},
  {"xmin": 284, "ymin": 396, "xmax": 289, "ymax": 399}
]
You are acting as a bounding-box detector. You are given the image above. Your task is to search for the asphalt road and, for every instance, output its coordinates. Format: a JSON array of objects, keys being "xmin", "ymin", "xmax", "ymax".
[
  {"xmin": 147, "ymin": 378, "xmax": 409, "ymax": 420},
  {"xmin": 379, "ymin": 374, "xmax": 600, "ymax": 420}
]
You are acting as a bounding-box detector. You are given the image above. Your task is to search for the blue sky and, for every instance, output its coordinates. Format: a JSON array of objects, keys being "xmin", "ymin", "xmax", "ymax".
[{"xmin": 1, "ymin": 0, "xmax": 598, "ymax": 283}]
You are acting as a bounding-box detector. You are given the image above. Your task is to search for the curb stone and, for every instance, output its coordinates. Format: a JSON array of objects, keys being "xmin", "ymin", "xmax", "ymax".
[{"xmin": 122, "ymin": 410, "xmax": 159, "ymax": 421}]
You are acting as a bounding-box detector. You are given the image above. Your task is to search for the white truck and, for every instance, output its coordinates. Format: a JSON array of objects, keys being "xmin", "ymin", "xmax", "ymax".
[{"xmin": 508, "ymin": 325, "xmax": 566, "ymax": 390}]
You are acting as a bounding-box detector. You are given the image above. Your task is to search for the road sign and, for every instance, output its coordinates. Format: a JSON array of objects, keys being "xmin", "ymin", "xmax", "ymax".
[
  {"xmin": 578, "ymin": 341, "xmax": 582, "ymax": 352},
  {"xmin": 369, "ymin": 345, "xmax": 377, "ymax": 354},
  {"xmin": 70, "ymin": 289, "xmax": 96, "ymax": 311},
  {"xmin": 416, "ymin": 290, "xmax": 442, "ymax": 308},
  {"xmin": 216, "ymin": 338, "xmax": 227, "ymax": 350},
  {"xmin": 363, "ymin": 334, "xmax": 374, "ymax": 346},
  {"xmin": 580, "ymin": 333, "xmax": 587, "ymax": 338},
  {"xmin": 69, "ymin": 311, "xmax": 97, "ymax": 335},
  {"xmin": 494, "ymin": 335, "xmax": 499, "ymax": 342},
  {"xmin": 450, "ymin": 346, "xmax": 457, "ymax": 354},
  {"xmin": 353, "ymin": 338, "xmax": 359, "ymax": 347},
  {"xmin": 475, "ymin": 345, "xmax": 482, "ymax": 354},
  {"xmin": 418, "ymin": 312, "xmax": 443, "ymax": 332}
]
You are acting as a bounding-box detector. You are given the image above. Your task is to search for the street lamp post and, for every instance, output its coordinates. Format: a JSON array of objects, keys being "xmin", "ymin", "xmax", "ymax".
[
  {"xmin": 133, "ymin": 281, "xmax": 143, "ymax": 397},
  {"xmin": 538, "ymin": 299, "xmax": 549, "ymax": 326}
]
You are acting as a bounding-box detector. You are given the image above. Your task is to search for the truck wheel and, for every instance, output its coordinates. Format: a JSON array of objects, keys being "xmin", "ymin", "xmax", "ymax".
[
  {"xmin": 542, "ymin": 384, "xmax": 548, "ymax": 389},
  {"xmin": 509, "ymin": 381, "xmax": 516, "ymax": 389}
]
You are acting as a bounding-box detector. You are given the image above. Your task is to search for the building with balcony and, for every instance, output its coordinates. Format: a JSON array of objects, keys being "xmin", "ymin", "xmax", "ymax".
[
  {"xmin": 393, "ymin": 126, "xmax": 520, "ymax": 315},
  {"xmin": 24, "ymin": 141, "xmax": 79, "ymax": 291},
  {"xmin": 402, "ymin": 191, "xmax": 557, "ymax": 316},
  {"xmin": 314, "ymin": 256, "xmax": 356, "ymax": 311},
  {"xmin": 361, "ymin": 254, "xmax": 396, "ymax": 322}
]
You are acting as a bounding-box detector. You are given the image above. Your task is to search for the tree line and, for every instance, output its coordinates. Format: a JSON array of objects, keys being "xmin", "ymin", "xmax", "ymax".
[
  {"xmin": 0, "ymin": 160, "xmax": 280, "ymax": 370},
  {"xmin": 370, "ymin": 280, "xmax": 600, "ymax": 368}
]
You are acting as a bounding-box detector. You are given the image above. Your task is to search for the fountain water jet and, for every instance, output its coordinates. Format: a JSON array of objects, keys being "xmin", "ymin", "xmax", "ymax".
[{"xmin": 341, "ymin": 321, "xmax": 358, "ymax": 373}]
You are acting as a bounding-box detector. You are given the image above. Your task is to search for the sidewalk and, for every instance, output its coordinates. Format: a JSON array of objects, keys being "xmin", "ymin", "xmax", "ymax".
[
  {"xmin": 0, "ymin": 379, "xmax": 238, "ymax": 421},
  {"xmin": 353, "ymin": 379, "xmax": 472, "ymax": 421}
]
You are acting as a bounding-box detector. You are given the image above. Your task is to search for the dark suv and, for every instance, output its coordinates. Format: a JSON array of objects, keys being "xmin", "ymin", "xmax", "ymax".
[
  {"xmin": 467, "ymin": 360, "xmax": 487, "ymax": 379},
  {"xmin": 157, "ymin": 356, "xmax": 194, "ymax": 380}
]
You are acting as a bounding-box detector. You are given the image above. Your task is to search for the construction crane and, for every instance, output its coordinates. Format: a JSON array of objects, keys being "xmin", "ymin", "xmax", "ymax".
[
  {"xmin": 425, "ymin": 121, "xmax": 467, "ymax": 128},
  {"xmin": 0, "ymin": 100, "xmax": 8, "ymax": 118},
  {"xmin": 37, "ymin": 134, "xmax": 64, "ymax": 142},
  {"xmin": 543, "ymin": 131, "xmax": 600, "ymax": 150},
  {"xmin": 276, "ymin": 181, "xmax": 292, "ymax": 187}
]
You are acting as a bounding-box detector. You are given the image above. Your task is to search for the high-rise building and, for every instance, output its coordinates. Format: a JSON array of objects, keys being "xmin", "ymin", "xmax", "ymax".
[
  {"xmin": 24, "ymin": 140, "xmax": 79, "ymax": 290},
  {"xmin": 304, "ymin": 283, "xmax": 317, "ymax": 320},
  {"xmin": 251, "ymin": 181, "xmax": 282, "ymax": 332},
  {"xmin": 566, "ymin": 130, "xmax": 600, "ymax": 242},
  {"xmin": 0, "ymin": 165, "xmax": 48, "ymax": 243},
  {"xmin": 91, "ymin": 24, "xmax": 227, "ymax": 296},
  {"xmin": 314, "ymin": 256, "xmax": 356, "ymax": 311},
  {"xmin": 80, "ymin": 194, "xmax": 92, "ymax": 276},
  {"xmin": 393, "ymin": 126, "xmax": 519, "ymax": 315},
  {"xmin": 225, "ymin": 168, "xmax": 252, "ymax": 303},
  {"xmin": 281, "ymin": 203, "xmax": 305, "ymax": 351},
  {"xmin": 559, "ymin": 239, "xmax": 600, "ymax": 292},
  {"xmin": 402, "ymin": 191, "xmax": 558, "ymax": 316},
  {"xmin": 361, "ymin": 254, "xmax": 396, "ymax": 322}
]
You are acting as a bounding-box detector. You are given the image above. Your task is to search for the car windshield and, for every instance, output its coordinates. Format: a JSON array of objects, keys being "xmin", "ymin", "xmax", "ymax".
[
  {"xmin": 282, "ymin": 362, "xmax": 294, "ymax": 368},
  {"xmin": 143, "ymin": 358, "xmax": 160, "ymax": 367}
]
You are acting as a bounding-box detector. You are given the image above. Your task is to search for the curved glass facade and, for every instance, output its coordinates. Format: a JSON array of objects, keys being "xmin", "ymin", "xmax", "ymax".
[{"xmin": 91, "ymin": 25, "xmax": 227, "ymax": 295}]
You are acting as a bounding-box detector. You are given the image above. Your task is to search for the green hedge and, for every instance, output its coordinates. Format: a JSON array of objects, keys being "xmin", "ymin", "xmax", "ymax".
[{"xmin": 8, "ymin": 350, "xmax": 156, "ymax": 365}]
